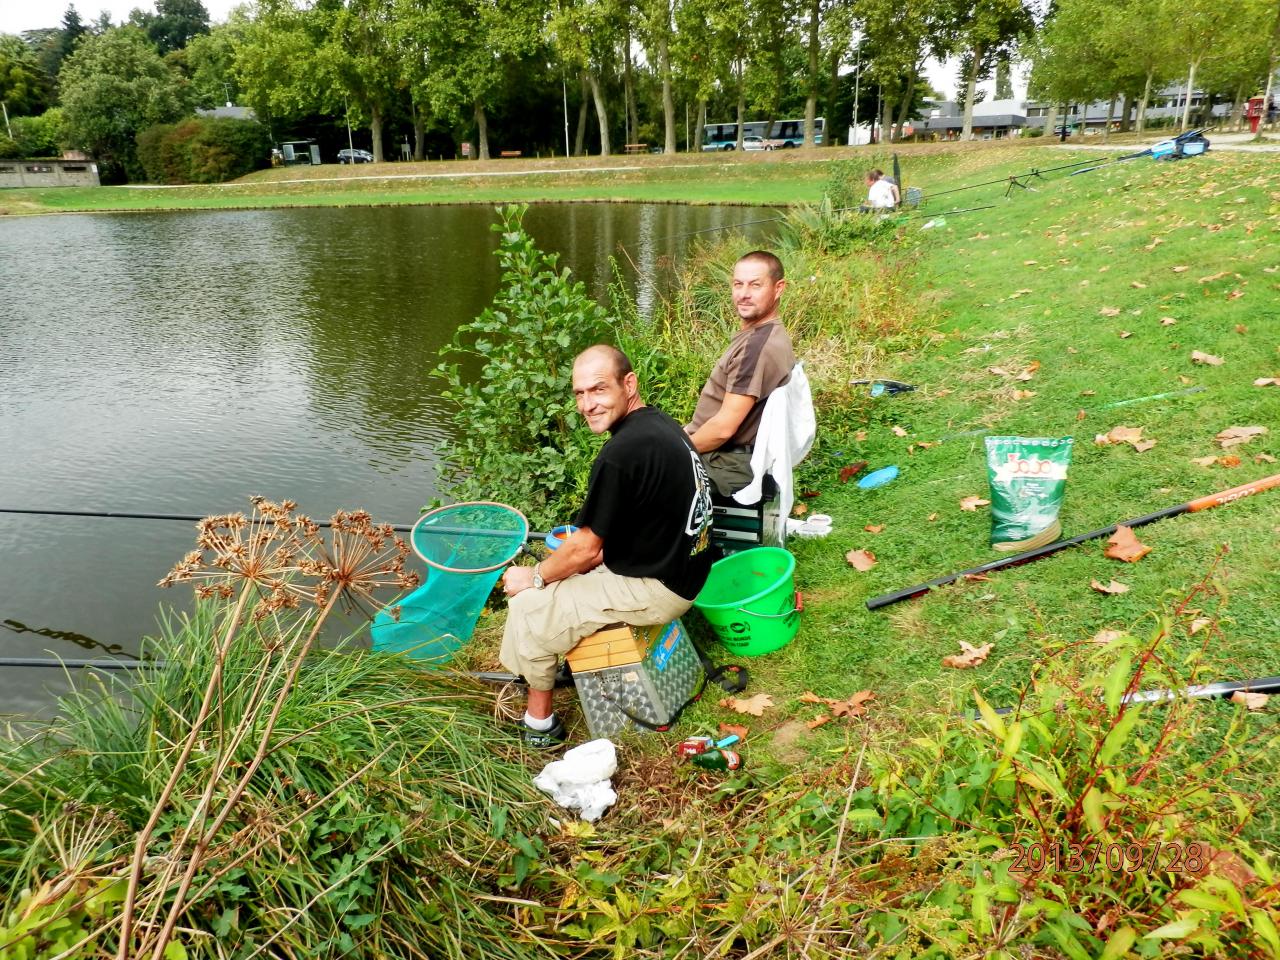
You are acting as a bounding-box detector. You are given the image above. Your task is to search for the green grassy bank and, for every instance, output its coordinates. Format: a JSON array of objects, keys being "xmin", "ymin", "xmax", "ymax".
[{"xmin": 0, "ymin": 141, "xmax": 1035, "ymax": 216}]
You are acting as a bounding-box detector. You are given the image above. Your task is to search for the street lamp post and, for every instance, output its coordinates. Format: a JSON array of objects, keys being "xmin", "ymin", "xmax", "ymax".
[{"xmin": 851, "ymin": 39, "xmax": 861, "ymax": 146}]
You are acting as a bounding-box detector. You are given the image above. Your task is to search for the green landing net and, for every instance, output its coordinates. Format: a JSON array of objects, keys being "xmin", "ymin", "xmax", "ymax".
[{"xmin": 371, "ymin": 501, "xmax": 529, "ymax": 662}]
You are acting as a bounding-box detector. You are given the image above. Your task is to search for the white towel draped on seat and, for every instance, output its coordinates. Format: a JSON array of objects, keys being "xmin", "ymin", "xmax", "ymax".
[{"xmin": 732, "ymin": 362, "xmax": 816, "ymax": 542}]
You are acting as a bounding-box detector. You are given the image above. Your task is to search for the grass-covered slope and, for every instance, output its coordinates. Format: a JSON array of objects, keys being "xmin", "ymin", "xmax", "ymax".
[{"xmin": 774, "ymin": 148, "xmax": 1278, "ymax": 718}]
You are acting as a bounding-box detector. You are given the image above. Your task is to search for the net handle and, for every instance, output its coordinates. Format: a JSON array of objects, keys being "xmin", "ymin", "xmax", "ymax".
[{"xmin": 410, "ymin": 501, "xmax": 530, "ymax": 574}]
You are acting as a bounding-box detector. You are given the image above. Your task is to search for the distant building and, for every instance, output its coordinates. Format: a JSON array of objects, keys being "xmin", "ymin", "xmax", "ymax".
[
  {"xmin": 0, "ymin": 159, "xmax": 101, "ymax": 189},
  {"xmin": 196, "ymin": 104, "xmax": 257, "ymax": 121}
]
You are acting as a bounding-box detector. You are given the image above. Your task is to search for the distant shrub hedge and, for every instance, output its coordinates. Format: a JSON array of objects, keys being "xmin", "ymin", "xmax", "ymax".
[{"xmin": 137, "ymin": 115, "xmax": 271, "ymax": 184}]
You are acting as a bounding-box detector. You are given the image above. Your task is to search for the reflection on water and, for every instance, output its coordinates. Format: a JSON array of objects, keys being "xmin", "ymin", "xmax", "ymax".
[{"xmin": 0, "ymin": 202, "xmax": 774, "ymax": 716}]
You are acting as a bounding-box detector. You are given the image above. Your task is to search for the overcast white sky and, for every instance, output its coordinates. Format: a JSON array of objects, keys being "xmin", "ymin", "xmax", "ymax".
[{"xmin": 2, "ymin": 0, "xmax": 1021, "ymax": 103}]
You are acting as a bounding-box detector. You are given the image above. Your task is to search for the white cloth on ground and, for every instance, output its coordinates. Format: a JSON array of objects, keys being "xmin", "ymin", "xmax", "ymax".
[
  {"xmin": 732, "ymin": 362, "xmax": 815, "ymax": 543},
  {"xmin": 532, "ymin": 738, "xmax": 618, "ymax": 822}
]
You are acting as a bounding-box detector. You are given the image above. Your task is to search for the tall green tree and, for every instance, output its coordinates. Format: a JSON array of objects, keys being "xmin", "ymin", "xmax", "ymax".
[
  {"xmin": 549, "ymin": 0, "xmax": 622, "ymax": 155},
  {"xmin": 0, "ymin": 35, "xmax": 52, "ymax": 118},
  {"xmin": 939, "ymin": 0, "xmax": 1033, "ymax": 139},
  {"xmin": 182, "ymin": 21, "xmax": 243, "ymax": 109},
  {"xmin": 404, "ymin": 0, "xmax": 541, "ymax": 160},
  {"xmin": 58, "ymin": 26, "xmax": 191, "ymax": 180},
  {"xmin": 146, "ymin": 0, "xmax": 212, "ymax": 54},
  {"xmin": 636, "ymin": 0, "xmax": 677, "ymax": 152},
  {"xmin": 1165, "ymin": 0, "xmax": 1236, "ymax": 129}
]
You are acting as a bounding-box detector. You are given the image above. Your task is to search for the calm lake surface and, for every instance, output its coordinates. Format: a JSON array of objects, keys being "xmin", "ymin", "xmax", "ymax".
[{"xmin": 0, "ymin": 202, "xmax": 774, "ymax": 718}]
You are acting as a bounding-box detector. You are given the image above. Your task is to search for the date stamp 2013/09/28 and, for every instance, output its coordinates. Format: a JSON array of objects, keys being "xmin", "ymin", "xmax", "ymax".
[{"xmin": 1005, "ymin": 841, "xmax": 1207, "ymax": 875}]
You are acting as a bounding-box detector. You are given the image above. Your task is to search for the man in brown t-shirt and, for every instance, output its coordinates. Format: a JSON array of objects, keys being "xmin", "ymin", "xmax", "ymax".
[{"xmin": 685, "ymin": 250, "xmax": 796, "ymax": 495}]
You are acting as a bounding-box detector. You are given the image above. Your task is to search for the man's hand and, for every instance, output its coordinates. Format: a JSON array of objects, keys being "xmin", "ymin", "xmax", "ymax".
[{"xmin": 502, "ymin": 564, "xmax": 535, "ymax": 597}]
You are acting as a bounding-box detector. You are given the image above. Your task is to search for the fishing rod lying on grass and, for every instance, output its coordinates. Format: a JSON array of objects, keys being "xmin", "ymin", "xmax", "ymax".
[
  {"xmin": 0, "ymin": 507, "xmax": 549, "ymax": 542},
  {"xmin": 0, "ymin": 656, "xmax": 583, "ymax": 689},
  {"xmin": 866, "ymin": 472, "xmax": 1280, "ymax": 611}
]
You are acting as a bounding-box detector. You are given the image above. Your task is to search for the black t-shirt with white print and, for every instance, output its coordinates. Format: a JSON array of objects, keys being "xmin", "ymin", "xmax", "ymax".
[{"xmin": 575, "ymin": 406, "xmax": 715, "ymax": 601}]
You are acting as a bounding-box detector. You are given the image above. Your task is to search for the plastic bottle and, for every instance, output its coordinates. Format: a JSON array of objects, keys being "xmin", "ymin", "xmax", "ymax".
[{"xmin": 690, "ymin": 748, "xmax": 743, "ymax": 771}]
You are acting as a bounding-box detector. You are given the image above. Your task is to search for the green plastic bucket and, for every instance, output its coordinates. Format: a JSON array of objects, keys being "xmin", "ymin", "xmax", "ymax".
[{"xmin": 693, "ymin": 547, "xmax": 801, "ymax": 656}]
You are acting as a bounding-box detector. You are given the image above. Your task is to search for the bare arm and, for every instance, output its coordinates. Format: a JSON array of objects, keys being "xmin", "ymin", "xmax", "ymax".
[
  {"xmin": 502, "ymin": 526, "xmax": 604, "ymax": 596},
  {"xmin": 686, "ymin": 392, "xmax": 756, "ymax": 453}
]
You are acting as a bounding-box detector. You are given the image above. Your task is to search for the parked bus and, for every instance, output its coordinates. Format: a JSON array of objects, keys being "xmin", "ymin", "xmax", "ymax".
[{"xmin": 701, "ymin": 117, "xmax": 825, "ymax": 150}]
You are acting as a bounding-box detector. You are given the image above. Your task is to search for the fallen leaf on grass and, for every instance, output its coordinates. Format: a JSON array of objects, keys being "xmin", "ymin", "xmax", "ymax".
[
  {"xmin": 1217, "ymin": 455, "xmax": 1241, "ymax": 468},
  {"xmin": 963, "ymin": 573, "xmax": 991, "ymax": 582},
  {"xmin": 1091, "ymin": 579, "xmax": 1131, "ymax": 595},
  {"xmin": 1191, "ymin": 350, "xmax": 1224, "ymax": 366},
  {"xmin": 1023, "ymin": 259, "xmax": 1038, "ymax": 265},
  {"xmin": 1076, "ymin": 409, "xmax": 1087, "ymax": 421},
  {"xmin": 1089, "ymin": 629, "xmax": 1126, "ymax": 645},
  {"xmin": 1216, "ymin": 425, "xmax": 1268, "ymax": 448},
  {"xmin": 1130, "ymin": 281, "xmax": 1146, "ymax": 289},
  {"xmin": 799, "ymin": 691, "xmax": 826, "ymax": 704},
  {"xmin": 845, "ymin": 549, "xmax": 877, "ymax": 571},
  {"xmin": 839, "ymin": 461, "xmax": 868, "ymax": 483},
  {"xmin": 806, "ymin": 714, "xmax": 833, "ymax": 730},
  {"xmin": 1189, "ymin": 617, "xmax": 1212, "ymax": 635},
  {"xmin": 1011, "ymin": 389, "xmax": 1036, "ymax": 400},
  {"xmin": 1257, "ymin": 453, "xmax": 1278, "ymax": 464},
  {"xmin": 927, "ymin": 512, "xmax": 939, "ymax": 522},
  {"xmin": 1099, "ymin": 306, "xmax": 1122, "ymax": 317},
  {"xmin": 1118, "ymin": 331, "xmax": 1133, "ymax": 339},
  {"xmin": 891, "ymin": 425, "xmax": 909, "ymax": 437},
  {"xmin": 1230, "ymin": 691, "xmax": 1269, "ymax": 710},
  {"xmin": 1095, "ymin": 426, "xmax": 1151, "ymax": 451},
  {"xmin": 830, "ymin": 690, "xmax": 875, "ymax": 718},
  {"xmin": 1199, "ymin": 271, "xmax": 1228, "ymax": 283},
  {"xmin": 792, "ymin": 503, "xmax": 808, "ymax": 517},
  {"xmin": 1255, "ymin": 378, "xmax": 1280, "ymax": 387},
  {"xmin": 1191, "ymin": 455, "xmax": 1218, "ymax": 466},
  {"xmin": 719, "ymin": 693, "xmax": 773, "ymax": 717},
  {"xmin": 942, "ymin": 641, "xmax": 993, "ymax": 669},
  {"xmin": 856, "ymin": 430, "xmax": 867, "ymax": 441},
  {"xmin": 1228, "ymin": 290, "xmax": 1245, "ymax": 301},
  {"xmin": 1106, "ymin": 525, "xmax": 1152, "ymax": 563},
  {"xmin": 718, "ymin": 723, "xmax": 749, "ymax": 741},
  {"xmin": 864, "ymin": 524, "xmax": 884, "ymax": 534},
  {"xmin": 959, "ymin": 495, "xmax": 990, "ymax": 511},
  {"xmin": 1160, "ymin": 317, "xmax": 1178, "ymax": 326},
  {"xmin": 1172, "ymin": 265, "xmax": 1189, "ymax": 273}
]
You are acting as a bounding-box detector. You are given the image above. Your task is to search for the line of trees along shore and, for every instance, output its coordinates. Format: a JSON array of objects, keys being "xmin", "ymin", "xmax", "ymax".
[{"xmin": 2, "ymin": 0, "xmax": 1278, "ymax": 182}]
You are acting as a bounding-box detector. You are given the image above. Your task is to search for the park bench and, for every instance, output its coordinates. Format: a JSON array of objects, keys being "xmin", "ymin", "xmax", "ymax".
[
  {"xmin": 623, "ymin": 143, "xmax": 648, "ymax": 155},
  {"xmin": 499, "ymin": 150, "xmax": 522, "ymax": 158}
]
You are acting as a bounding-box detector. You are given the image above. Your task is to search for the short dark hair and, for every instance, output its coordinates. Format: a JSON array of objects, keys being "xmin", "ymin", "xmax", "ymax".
[
  {"xmin": 575, "ymin": 344, "xmax": 633, "ymax": 381},
  {"xmin": 736, "ymin": 250, "xmax": 784, "ymax": 283},
  {"xmin": 867, "ymin": 168, "xmax": 882, "ymax": 180}
]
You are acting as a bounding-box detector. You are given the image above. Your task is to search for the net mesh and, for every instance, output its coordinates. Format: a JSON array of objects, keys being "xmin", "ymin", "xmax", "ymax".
[{"xmin": 370, "ymin": 502, "xmax": 528, "ymax": 661}]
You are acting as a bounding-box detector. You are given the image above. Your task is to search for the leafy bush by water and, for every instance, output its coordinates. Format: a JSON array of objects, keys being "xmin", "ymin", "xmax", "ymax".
[
  {"xmin": 136, "ymin": 115, "xmax": 271, "ymax": 185},
  {"xmin": 434, "ymin": 205, "xmax": 613, "ymax": 529}
]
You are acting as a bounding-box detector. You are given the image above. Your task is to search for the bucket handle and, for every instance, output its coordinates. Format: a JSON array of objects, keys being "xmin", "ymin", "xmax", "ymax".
[{"xmin": 736, "ymin": 590, "xmax": 803, "ymax": 619}]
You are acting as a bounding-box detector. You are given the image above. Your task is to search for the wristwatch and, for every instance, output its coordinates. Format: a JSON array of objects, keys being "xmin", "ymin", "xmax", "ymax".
[{"xmin": 531, "ymin": 563, "xmax": 546, "ymax": 590}]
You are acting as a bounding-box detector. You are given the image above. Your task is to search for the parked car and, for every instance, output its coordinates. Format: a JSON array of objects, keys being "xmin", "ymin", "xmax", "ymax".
[
  {"xmin": 337, "ymin": 148, "xmax": 375, "ymax": 164},
  {"xmin": 742, "ymin": 135, "xmax": 784, "ymax": 151}
]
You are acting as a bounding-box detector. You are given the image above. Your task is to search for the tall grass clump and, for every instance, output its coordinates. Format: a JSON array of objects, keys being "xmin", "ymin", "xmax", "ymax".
[{"xmin": 0, "ymin": 499, "xmax": 558, "ymax": 960}]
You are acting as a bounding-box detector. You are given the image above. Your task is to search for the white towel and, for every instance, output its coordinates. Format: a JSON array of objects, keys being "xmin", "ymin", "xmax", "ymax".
[{"xmin": 732, "ymin": 363, "xmax": 816, "ymax": 542}]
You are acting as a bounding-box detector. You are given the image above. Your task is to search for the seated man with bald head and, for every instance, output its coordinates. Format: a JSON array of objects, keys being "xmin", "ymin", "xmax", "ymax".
[
  {"xmin": 685, "ymin": 250, "xmax": 797, "ymax": 496},
  {"xmin": 499, "ymin": 344, "xmax": 715, "ymax": 748}
]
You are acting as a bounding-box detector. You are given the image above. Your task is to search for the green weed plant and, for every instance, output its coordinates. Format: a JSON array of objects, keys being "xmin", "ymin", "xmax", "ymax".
[{"xmin": 434, "ymin": 205, "xmax": 613, "ymax": 528}]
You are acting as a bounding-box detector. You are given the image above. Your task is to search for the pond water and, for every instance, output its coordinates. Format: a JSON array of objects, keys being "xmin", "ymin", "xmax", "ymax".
[{"xmin": 0, "ymin": 202, "xmax": 774, "ymax": 718}]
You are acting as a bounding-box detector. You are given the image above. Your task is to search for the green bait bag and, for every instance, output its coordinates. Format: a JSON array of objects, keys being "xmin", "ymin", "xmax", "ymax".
[{"xmin": 984, "ymin": 436, "xmax": 1074, "ymax": 551}]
